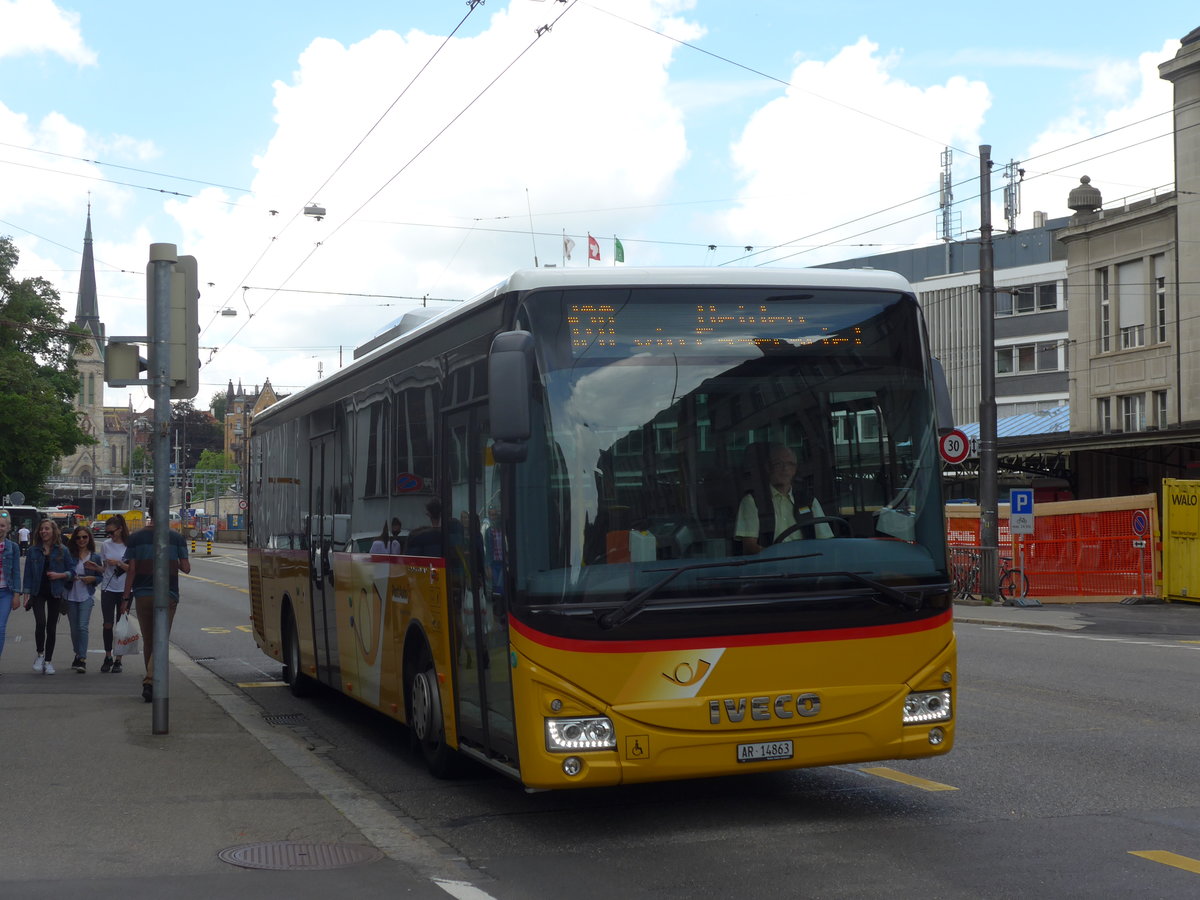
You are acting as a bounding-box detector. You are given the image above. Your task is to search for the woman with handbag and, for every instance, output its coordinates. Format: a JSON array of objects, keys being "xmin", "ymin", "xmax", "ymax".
[
  {"xmin": 97, "ymin": 514, "xmax": 131, "ymax": 673},
  {"xmin": 64, "ymin": 526, "xmax": 103, "ymax": 673},
  {"xmin": 22, "ymin": 519, "xmax": 72, "ymax": 674}
]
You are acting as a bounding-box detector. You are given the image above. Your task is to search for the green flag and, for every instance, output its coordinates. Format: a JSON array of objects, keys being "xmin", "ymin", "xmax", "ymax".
[{"xmin": 614, "ymin": 236, "xmax": 624, "ymax": 263}]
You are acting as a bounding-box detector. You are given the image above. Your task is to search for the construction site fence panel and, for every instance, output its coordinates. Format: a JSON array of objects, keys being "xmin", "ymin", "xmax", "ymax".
[{"xmin": 945, "ymin": 493, "xmax": 1159, "ymax": 599}]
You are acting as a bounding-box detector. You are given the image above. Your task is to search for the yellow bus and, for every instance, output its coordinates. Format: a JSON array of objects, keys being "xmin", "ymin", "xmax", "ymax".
[{"xmin": 247, "ymin": 267, "xmax": 956, "ymax": 789}]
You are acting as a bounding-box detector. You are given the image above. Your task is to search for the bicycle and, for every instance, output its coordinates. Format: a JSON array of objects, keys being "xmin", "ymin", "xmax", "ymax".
[{"xmin": 949, "ymin": 547, "xmax": 1031, "ymax": 603}]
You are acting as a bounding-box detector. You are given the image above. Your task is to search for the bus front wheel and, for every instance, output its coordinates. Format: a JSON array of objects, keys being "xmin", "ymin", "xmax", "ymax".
[{"xmin": 409, "ymin": 654, "xmax": 458, "ymax": 777}]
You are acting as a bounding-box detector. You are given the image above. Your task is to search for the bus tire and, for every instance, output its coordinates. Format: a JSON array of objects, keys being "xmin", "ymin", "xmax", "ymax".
[
  {"xmin": 408, "ymin": 650, "xmax": 458, "ymax": 778},
  {"xmin": 282, "ymin": 606, "xmax": 315, "ymax": 698}
]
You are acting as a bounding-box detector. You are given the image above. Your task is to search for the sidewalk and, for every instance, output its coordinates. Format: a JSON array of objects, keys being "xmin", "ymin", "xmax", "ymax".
[
  {"xmin": 0, "ymin": 606, "xmax": 466, "ymax": 899},
  {"xmin": 952, "ymin": 598, "xmax": 1091, "ymax": 631}
]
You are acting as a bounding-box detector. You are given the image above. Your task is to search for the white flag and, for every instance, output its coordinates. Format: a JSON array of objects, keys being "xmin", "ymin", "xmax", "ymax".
[{"xmin": 563, "ymin": 236, "xmax": 576, "ymax": 260}]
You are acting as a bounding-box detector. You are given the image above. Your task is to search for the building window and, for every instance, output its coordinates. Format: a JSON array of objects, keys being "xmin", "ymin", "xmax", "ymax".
[
  {"xmin": 1097, "ymin": 269, "xmax": 1110, "ymax": 352},
  {"xmin": 1154, "ymin": 255, "xmax": 1167, "ymax": 343},
  {"xmin": 1154, "ymin": 390, "xmax": 1168, "ymax": 429},
  {"xmin": 996, "ymin": 341, "xmax": 1060, "ymax": 375},
  {"xmin": 1117, "ymin": 259, "xmax": 1145, "ymax": 349},
  {"xmin": 1121, "ymin": 394, "xmax": 1145, "ymax": 433},
  {"xmin": 996, "ymin": 281, "xmax": 1059, "ymax": 317},
  {"xmin": 1097, "ymin": 397, "xmax": 1111, "ymax": 433}
]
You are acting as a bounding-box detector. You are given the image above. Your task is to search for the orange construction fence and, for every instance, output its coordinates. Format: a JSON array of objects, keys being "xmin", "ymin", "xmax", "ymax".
[{"xmin": 946, "ymin": 494, "xmax": 1159, "ymax": 599}]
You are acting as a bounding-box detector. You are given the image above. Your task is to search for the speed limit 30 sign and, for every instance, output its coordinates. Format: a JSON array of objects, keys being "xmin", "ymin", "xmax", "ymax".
[{"xmin": 939, "ymin": 429, "xmax": 970, "ymax": 464}]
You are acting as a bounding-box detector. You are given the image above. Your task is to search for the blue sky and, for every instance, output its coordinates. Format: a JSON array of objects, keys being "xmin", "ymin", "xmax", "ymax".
[{"xmin": 1, "ymin": 0, "xmax": 1195, "ymax": 408}]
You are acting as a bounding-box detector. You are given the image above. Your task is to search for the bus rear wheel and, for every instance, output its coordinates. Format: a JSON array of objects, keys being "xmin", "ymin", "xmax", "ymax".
[
  {"xmin": 408, "ymin": 653, "xmax": 458, "ymax": 777},
  {"xmin": 283, "ymin": 607, "xmax": 315, "ymax": 697}
]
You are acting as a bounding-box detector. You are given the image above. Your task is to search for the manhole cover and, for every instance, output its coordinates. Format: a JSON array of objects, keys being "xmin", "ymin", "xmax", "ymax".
[{"xmin": 218, "ymin": 841, "xmax": 384, "ymax": 870}]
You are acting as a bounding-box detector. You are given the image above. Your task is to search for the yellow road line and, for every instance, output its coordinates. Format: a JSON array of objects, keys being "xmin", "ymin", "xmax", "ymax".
[
  {"xmin": 1130, "ymin": 850, "xmax": 1200, "ymax": 874},
  {"xmin": 184, "ymin": 572, "xmax": 249, "ymax": 594},
  {"xmin": 237, "ymin": 681, "xmax": 288, "ymax": 688},
  {"xmin": 860, "ymin": 766, "xmax": 958, "ymax": 791}
]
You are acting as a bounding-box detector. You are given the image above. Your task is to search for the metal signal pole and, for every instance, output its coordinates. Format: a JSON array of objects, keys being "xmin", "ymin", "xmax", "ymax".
[{"xmin": 978, "ymin": 146, "xmax": 999, "ymax": 603}]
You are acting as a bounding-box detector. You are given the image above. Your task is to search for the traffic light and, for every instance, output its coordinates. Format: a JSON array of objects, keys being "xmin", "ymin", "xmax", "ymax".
[
  {"xmin": 172, "ymin": 255, "xmax": 200, "ymax": 401},
  {"xmin": 184, "ymin": 490, "xmax": 192, "ymax": 505},
  {"xmin": 145, "ymin": 245, "xmax": 200, "ymax": 400}
]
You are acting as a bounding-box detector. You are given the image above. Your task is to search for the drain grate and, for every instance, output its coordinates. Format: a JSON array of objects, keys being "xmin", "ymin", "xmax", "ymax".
[
  {"xmin": 218, "ymin": 841, "xmax": 384, "ymax": 870},
  {"xmin": 263, "ymin": 713, "xmax": 304, "ymax": 725}
]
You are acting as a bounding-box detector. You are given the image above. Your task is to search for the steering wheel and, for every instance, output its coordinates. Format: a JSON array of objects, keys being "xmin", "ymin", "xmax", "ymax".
[{"xmin": 774, "ymin": 515, "xmax": 852, "ymax": 543}]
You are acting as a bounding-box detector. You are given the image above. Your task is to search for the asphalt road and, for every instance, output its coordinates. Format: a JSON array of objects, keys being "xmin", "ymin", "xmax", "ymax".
[{"xmin": 177, "ymin": 552, "xmax": 1200, "ymax": 898}]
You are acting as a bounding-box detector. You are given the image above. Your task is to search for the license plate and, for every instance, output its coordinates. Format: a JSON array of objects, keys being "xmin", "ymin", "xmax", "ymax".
[{"xmin": 737, "ymin": 740, "xmax": 794, "ymax": 763}]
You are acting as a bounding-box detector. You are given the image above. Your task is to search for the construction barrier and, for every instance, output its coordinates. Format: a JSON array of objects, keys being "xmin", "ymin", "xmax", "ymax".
[
  {"xmin": 946, "ymin": 493, "xmax": 1160, "ymax": 599},
  {"xmin": 189, "ymin": 538, "xmax": 213, "ymax": 557}
]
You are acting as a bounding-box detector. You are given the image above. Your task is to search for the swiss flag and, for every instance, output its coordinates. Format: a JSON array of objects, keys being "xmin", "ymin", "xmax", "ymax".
[{"xmin": 587, "ymin": 234, "xmax": 600, "ymax": 261}]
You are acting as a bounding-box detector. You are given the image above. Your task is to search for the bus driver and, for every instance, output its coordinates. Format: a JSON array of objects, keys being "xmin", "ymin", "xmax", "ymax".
[{"xmin": 734, "ymin": 443, "xmax": 834, "ymax": 554}]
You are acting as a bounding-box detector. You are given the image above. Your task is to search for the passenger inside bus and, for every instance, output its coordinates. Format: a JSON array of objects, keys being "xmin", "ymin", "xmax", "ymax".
[{"xmin": 734, "ymin": 442, "xmax": 836, "ymax": 554}]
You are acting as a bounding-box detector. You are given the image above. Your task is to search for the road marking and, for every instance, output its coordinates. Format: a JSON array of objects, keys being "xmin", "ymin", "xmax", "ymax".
[
  {"xmin": 435, "ymin": 880, "xmax": 500, "ymax": 900},
  {"xmin": 185, "ymin": 572, "xmax": 249, "ymax": 594},
  {"xmin": 1129, "ymin": 850, "xmax": 1200, "ymax": 875},
  {"xmin": 237, "ymin": 680, "xmax": 287, "ymax": 688},
  {"xmin": 860, "ymin": 766, "xmax": 957, "ymax": 791},
  {"xmin": 982, "ymin": 627, "xmax": 1200, "ymax": 650}
]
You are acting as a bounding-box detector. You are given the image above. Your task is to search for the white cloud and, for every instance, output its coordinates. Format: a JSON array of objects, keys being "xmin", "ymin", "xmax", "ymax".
[
  {"xmin": 152, "ymin": 0, "xmax": 700, "ymax": 398},
  {"xmin": 1019, "ymin": 39, "xmax": 1178, "ymax": 223},
  {"xmin": 719, "ymin": 38, "xmax": 990, "ymax": 265},
  {"xmin": 0, "ymin": 0, "xmax": 95, "ymax": 64}
]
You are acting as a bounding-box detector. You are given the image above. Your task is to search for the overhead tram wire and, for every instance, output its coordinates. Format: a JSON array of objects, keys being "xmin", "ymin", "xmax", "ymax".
[
  {"xmin": 730, "ymin": 122, "xmax": 1178, "ymax": 269},
  {"xmin": 199, "ymin": 1, "xmax": 489, "ymax": 345},
  {"xmin": 211, "ymin": 0, "xmax": 583, "ymax": 359},
  {"xmin": 583, "ymin": 0, "xmax": 975, "ymax": 159}
]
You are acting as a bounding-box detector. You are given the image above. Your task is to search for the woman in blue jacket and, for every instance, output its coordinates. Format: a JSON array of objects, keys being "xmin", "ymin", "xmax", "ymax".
[
  {"xmin": 0, "ymin": 511, "xmax": 23, "ymax": 667},
  {"xmin": 63, "ymin": 526, "xmax": 103, "ymax": 673},
  {"xmin": 22, "ymin": 519, "xmax": 73, "ymax": 675}
]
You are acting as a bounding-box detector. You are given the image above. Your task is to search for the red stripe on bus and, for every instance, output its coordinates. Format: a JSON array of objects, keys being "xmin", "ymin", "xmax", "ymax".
[{"xmin": 509, "ymin": 608, "xmax": 952, "ymax": 654}]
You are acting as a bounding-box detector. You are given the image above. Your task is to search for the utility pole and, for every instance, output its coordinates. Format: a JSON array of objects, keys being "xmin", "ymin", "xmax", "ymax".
[{"xmin": 978, "ymin": 146, "xmax": 999, "ymax": 604}]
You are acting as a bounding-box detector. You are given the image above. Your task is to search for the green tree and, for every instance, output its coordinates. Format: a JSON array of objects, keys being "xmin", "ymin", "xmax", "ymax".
[
  {"xmin": 210, "ymin": 391, "xmax": 227, "ymax": 422},
  {"xmin": 195, "ymin": 448, "xmax": 239, "ymax": 494},
  {"xmin": 0, "ymin": 235, "xmax": 91, "ymax": 500},
  {"xmin": 171, "ymin": 399, "xmax": 223, "ymax": 468}
]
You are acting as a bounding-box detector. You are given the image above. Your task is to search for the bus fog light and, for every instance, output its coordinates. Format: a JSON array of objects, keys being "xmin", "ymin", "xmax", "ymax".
[
  {"xmin": 903, "ymin": 690, "xmax": 952, "ymax": 724},
  {"xmin": 928, "ymin": 727, "xmax": 945, "ymax": 745},
  {"xmin": 562, "ymin": 756, "xmax": 583, "ymax": 776},
  {"xmin": 546, "ymin": 716, "xmax": 616, "ymax": 752}
]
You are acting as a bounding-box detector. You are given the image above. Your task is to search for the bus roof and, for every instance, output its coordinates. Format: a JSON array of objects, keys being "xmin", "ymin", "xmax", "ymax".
[
  {"xmin": 256, "ymin": 266, "xmax": 913, "ymax": 427},
  {"xmin": 483, "ymin": 265, "xmax": 912, "ymax": 296}
]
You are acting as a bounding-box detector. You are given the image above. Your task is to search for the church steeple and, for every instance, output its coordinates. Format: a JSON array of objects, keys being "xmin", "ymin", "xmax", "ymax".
[{"xmin": 75, "ymin": 203, "xmax": 102, "ymax": 345}]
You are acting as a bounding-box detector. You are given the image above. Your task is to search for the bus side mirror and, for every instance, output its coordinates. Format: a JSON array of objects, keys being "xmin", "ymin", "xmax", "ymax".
[
  {"xmin": 489, "ymin": 331, "xmax": 535, "ymax": 463},
  {"xmin": 930, "ymin": 357, "xmax": 954, "ymax": 435}
]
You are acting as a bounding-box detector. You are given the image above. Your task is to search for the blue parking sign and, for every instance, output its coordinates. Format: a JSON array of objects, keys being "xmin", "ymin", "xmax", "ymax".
[{"xmin": 1010, "ymin": 489, "xmax": 1034, "ymax": 515}]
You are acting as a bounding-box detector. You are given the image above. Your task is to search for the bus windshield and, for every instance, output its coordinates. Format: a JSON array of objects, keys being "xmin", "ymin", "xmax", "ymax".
[{"xmin": 512, "ymin": 284, "xmax": 946, "ymax": 614}]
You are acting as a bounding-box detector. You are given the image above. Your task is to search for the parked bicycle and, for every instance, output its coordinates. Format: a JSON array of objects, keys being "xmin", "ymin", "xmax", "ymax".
[{"xmin": 949, "ymin": 547, "xmax": 1030, "ymax": 602}]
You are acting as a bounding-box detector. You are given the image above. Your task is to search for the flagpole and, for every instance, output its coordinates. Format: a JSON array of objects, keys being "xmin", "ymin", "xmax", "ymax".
[
  {"xmin": 587, "ymin": 233, "xmax": 591, "ymax": 268},
  {"xmin": 562, "ymin": 229, "xmax": 566, "ymax": 267},
  {"xmin": 526, "ymin": 188, "xmax": 538, "ymax": 268}
]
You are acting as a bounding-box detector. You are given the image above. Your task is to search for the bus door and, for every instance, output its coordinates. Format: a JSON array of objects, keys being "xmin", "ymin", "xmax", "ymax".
[
  {"xmin": 445, "ymin": 407, "xmax": 517, "ymax": 764},
  {"xmin": 308, "ymin": 432, "xmax": 340, "ymax": 688}
]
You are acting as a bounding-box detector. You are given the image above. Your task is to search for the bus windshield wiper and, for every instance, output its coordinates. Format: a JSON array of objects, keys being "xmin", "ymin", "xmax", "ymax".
[
  {"xmin": 713, "ymin": 569, "xmax": 922, "ymax": 612},
  {"xmin": 597, "ymin": 552, "xmax": 820, "ymax": 630}
]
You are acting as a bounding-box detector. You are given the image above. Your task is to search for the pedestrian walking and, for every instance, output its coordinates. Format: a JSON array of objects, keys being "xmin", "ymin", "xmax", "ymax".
[
  {"xmin": 22, "ymin": 519, "xmax": 72, "ymax": 675},
  {"xmin": 63, "ymin": 526, "xmax": 103, "ymax": 673},
  {"xmin": 0, "ymin": 511, "xmax": 23, "ymax": 669},
  {"xmin": 98, "ymin": 514, "xmax": 131, "ymax": 673},
  {"xmin": 121, "ymin": 523, "xmax": 190, "ymax": 702},
  {"xmin": 17, "ymin": 521, "xmax": 31, "ymax": 555}
]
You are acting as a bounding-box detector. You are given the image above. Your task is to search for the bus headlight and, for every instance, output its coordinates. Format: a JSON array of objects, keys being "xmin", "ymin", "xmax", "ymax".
[
  {"xmin": 903, "ymin": 690, "xmax": 952, "ymax": 724},
  {"xmin": 545, "ymin": 716, "xmax": 616, "ymax": 752}
]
